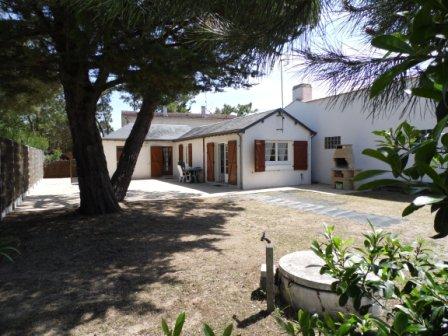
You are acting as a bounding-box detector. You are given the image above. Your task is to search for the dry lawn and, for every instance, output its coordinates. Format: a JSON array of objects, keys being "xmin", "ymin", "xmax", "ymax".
[{"xmin": 0, "ymin": 189, "xmax": 446, "ymax": 336}]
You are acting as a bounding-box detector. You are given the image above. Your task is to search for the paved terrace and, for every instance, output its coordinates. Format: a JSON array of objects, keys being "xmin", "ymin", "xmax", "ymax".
[{"xmin": 13, "ymin": 178, "xmax": 301, "ymax": 212}]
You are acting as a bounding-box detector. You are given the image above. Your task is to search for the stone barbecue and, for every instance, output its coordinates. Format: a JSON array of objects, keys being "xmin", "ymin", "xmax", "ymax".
[{"xmin": 331, "ymin": 144, "xmax": 356, "ymax": 190}]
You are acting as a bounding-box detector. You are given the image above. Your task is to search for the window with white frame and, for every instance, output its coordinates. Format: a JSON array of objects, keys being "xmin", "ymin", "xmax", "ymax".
[
  {"xmin": 324, "ymin": 136, "xmax": 341, "ymax": 149},
  {"xmin": 265, "ymin": 141, "xmax": 289, "ymax": 162}
]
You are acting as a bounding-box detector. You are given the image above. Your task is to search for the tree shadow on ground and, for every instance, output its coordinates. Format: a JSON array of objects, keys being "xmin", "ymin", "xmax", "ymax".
[
  {"xmin": 0, "ymin": 198, "xmax": 244, "ymax": 335},
  {"xmin": 346, "ymin": 190, "xmax": 413, "ymax": 203}
]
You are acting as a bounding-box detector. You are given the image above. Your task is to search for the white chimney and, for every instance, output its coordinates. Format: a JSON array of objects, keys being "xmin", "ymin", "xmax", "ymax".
[
  {"xmin": 292, "ymin": 84, "xmax": 312, "ymax": 102},
  {"xmin": 201, "ymin": 105, "xmax": 206, "ymax": 117},
  {"xmin": 162, "ymin": 106, "xmax": 168, "ymax": 116}
]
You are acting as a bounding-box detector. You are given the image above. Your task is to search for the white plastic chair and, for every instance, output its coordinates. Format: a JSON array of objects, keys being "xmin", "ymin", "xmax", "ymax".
[{"xmin": 177, "ymin": 165, "xmax": 186, "ymax": 182}]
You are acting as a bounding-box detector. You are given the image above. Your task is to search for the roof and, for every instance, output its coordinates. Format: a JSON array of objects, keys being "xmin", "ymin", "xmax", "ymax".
[
  {"xmin": 103, "ymin": 123, "xmax": 192, "ymax": 141},
  {"xmin": 122, "ymin": 111, "xmax": 236, "ymax": 120},
  {"xmin": 106, "ymin": 108, "xmax": 315, "ymax": 142},
  {"xmin": 176, "ymin": 108, "xmax": 316, "ymax": 141}
]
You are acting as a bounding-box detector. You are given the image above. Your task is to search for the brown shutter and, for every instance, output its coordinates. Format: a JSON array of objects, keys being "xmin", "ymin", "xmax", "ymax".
[
  {"xmin": 188, "ymin": 143, "xmax": 192, "ymax": 166},
  {"xmin": 228, "ymin": 140, "xmax": 237, "ymax": 185},
  {"xmin": 150, "ymin": 146, "xmax": 163, "ymax": 177},
  {"xmin": 254, "ymin": 140, "xmax": 265, "ymax": 172},
  {"xmin": 294, "ymin": 141, "xmax": 308, "ymax": 170},
  {"xmin": 116, "ymin": 146, "xmax": 124, "ymax": 162},
  {"xmin": 178, "ymin": 144, "xmax": 184, "ymax": 163},
  {"xmin": 206, "ymin": 142, "xmax": 215, "ymax": 181}
]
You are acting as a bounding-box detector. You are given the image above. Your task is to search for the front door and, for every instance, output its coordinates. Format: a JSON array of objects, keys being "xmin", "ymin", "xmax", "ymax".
[{"xmin": 151, "ymin": 146, "xmax": 172, "ymax": 177}]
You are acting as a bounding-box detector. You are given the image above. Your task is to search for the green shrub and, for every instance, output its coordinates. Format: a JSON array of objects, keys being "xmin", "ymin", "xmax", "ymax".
[
  {"xmin": 277, "ymin": 225, "xmax": 448, "ymax": 335},
  {"xmin": 161, "ymin": 312, "xmax": 233, "ymax": 336},
  {"xmin": 45, "ymin": 149, "xmax": 63, "ymax": 163},
  {"xmin": 354, "ymin": 118, "xmax": 448, "ymax": 235}
]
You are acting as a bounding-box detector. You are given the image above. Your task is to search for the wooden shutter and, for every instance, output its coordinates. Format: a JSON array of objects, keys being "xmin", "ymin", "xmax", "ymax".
[
  {"xmin": 178, "ymin": 144, "xmax": 184, "ymax": 163},
  {"xmin": 188, "ymin": 143, "xmax": 192, "ymax": 166},
  {"xmin": 206, "ymin": 142, "xmax": 215, "ymax": 182},
  {"xmin": 151, "ymin": 146, "xmax": 163, "ymax": 177},
  {"xmin": 228, "ymin": 140, "xmax": 237, "ymax": 185},
  {"xmin": 254, "ymin": 140, "xmax": 265, "ymax": 172},
  {"xmin": 294, "ymin": 141, "xmax": 308, "ymax": 170},
  {"xmin": 116, "ymin": 146, "xmax": 124, "ymax": 162}
]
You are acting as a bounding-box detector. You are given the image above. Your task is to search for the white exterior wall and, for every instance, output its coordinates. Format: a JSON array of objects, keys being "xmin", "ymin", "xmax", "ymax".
[
  {"xmin": 103, "ymin": 140, "xmax": 152, "ymax": 179},
  {"xmin": 241, "ymin": 113, "xmax": 312, "ymax": 189},
  {"xmin": 173, "ymin": 138, "xmax": 204, "ymax": 178},
  {"xmin": 103, "ymin": 139, "xmax": 176, "ymax": 179},
  {"xmin": 285, "ymin": 96, "xmax": 436, "ymax": 184}
]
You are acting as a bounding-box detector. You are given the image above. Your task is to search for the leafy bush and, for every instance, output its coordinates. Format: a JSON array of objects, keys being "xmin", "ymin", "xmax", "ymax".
[
  {"xmin": 45, "ymin": 149, "xmax": 63, "ymax": 164},
  {"xmin": 351, "ymin": 0, "xmax": 448, "ymax": 236},
  {"xmin": 354, "ymin": 117, "xmax": 448, "ymax": 235},
  {"xmin": 161, "ymin": 312, "xmax": 233, "ymax": 336},
  {"xmin": 277, "ymin": 225, "xmax": 448, "ymax": 335}
]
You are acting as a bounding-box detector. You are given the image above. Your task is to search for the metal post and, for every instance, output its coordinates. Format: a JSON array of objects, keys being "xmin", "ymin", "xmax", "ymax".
[
  {"xmin": 266, "ymin": 243, "xmax": 275, "ymax": 312},
  {"xmin": 280, "ymin": 59, "xmax": 284, "ymax": 108}
]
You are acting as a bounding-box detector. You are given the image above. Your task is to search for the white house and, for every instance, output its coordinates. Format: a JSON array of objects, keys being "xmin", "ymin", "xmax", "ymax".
[
  {"xmin": 103, "ymin": 84, "xmax": 437, "ymax": 190},
  {"xmin": 285, "ymin": 84, "xmax": 436, "ymax": 184},
  {"xmin": 103, "ymin": 109, "xmax": 315, "ymax": 189}
]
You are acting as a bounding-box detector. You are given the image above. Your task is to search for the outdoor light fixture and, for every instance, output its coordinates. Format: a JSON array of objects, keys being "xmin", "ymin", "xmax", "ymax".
[{"xmin": 276, "ymin": 110, "xmax": 285, "ymax": 132}]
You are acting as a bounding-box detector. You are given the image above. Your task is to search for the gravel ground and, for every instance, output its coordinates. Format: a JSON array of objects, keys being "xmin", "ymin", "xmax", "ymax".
[{"xmin": 0, "ymin": 188, "xmax": 445, "ymax": 336}]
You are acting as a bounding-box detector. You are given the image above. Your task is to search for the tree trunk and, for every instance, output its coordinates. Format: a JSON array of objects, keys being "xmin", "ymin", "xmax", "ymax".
[
  {"xmin": 111, "ymin": 98, "xmax": 158, "ymax": 201},
  {"xmin": 64, "ymin": 87, "xmax": 120, "ymax": 215}
]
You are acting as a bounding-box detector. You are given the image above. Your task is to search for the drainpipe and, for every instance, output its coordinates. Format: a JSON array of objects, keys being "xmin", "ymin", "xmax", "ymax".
[{"xmin": 238, "ymin": 133, "xmax": 243, "ymax": 189}]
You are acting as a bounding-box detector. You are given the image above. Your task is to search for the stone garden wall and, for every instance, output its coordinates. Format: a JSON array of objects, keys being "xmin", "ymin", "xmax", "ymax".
[{"xmin": 0, "ymin": 138, "xmax": 44, "ymax": 220}]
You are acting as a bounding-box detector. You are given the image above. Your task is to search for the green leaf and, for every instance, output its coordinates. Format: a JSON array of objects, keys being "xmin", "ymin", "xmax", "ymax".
[
  {"xmin": 222, "ymin": 324, "xmax": 233, "ymax": 336},
  {"xmin": 173, "ymin": 312, "xmax": 186, "ymax": 336},
  {"xmin": 357, "ymin": 179, "xmax": 407, "ymax": 191},
  {"xmin": 411, "ymin": 87, "xmax": 442, "ymax": 100},
  {"xmin": 402, "ymin": 203, "xmax": 423, "ymax": 217},
  {"xmin": 361, "ymin": 148, "xmax": 389, "ymax": 164},
  {"xmin": 370, "ymin": 59, "xmax": 420, "ymax": 97},
  {"xmin": 339, "ymin": 292, "xmax": 349, "ymax": 306},
  {"xmin": 383, "ymin": 281, "xmax": 395, "ymax": 299},
  {"xmin": 434, "ymin": 206, "xmax": 448, "ymax": 234},
  {"xmin": 337, "ymin": 322, "xmax": 352, "ymax": 335},
  {"xmin": 354, "ymin": 169, "xmax": 389, "ymax": 181},
  {"xmin": 392, "ymin": 311, "xmax": 409, "ymax": 336},
  {"xmin": 161, "ymin": 319, "xmax": 171, "ymax": 336},
  {"xmin": 203, "ymin": 324, "xmax": 215, "ymax": 336},
  {"xmin": 432, "ymin": 114, "xmax": 448, "ymax": 139},
  {"xmin": 414, "ymin": 140, "xmax": 437, "ymax": 163},
  {"xmin": 413, "ymin": 195, "xmax": 445, "ymax": 206},
  {"xmin": 371, "ymin": 35, "xmax": 414, "ymax": 53}
]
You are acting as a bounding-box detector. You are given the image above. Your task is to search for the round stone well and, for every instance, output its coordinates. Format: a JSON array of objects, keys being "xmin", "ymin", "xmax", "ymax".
[{"xmin": 278, "ymin": 250, "xmax": 372, "ymax": 316}]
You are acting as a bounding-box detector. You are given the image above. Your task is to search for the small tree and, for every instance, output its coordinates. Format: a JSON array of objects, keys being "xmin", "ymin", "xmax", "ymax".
[{"xmin": 215, "ymin": 103, "xmax": 257, "ymax": 116}]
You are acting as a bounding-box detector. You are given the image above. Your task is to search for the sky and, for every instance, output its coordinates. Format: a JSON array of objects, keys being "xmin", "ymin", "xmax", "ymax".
[
  {"xmin": 109, "ymin": 59, "xmax": 329, "ymax": 130},
  {"xmin": 109, "ymin": 13, "xmax": 364, "ymax": 131}
]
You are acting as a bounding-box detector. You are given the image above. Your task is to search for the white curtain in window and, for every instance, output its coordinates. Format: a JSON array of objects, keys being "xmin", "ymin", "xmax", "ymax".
[
  {"xmin": 265, "ymin": 142, "xmax": 276, "ymax": 161},
  {"xmin": 277, "ymin": 143, "xmax": 288, "ymax": 161}
]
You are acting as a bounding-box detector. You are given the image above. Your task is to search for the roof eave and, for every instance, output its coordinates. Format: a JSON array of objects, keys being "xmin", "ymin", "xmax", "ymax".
[{"xmin": 174, "ymin": 129, "xmax": 243, "ymax": 142}]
